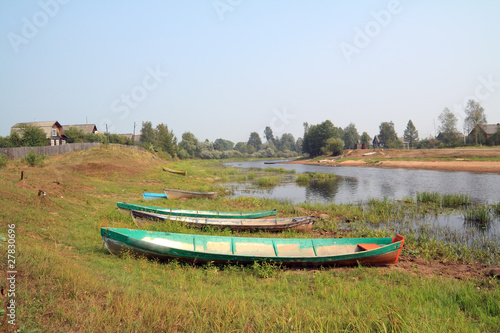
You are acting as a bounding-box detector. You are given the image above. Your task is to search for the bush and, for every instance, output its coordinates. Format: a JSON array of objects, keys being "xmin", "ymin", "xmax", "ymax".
[
  {"xmin": 321, "ymin": 138, "xmax": 344, "ymax": 156},
  {"xmin": 24, "ymin": 149, "xmax": 47, "ymax": 167},
  {"xmin": 0, "ymin": 154, "xmax": 8, "ymax": 168}
]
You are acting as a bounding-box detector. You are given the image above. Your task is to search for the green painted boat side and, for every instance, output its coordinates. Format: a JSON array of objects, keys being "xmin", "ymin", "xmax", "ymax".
[
  {"xmin": 131, "ymin": 210, "xmax": 315, "ymax": 232},
  {"xmin": 117, "ymin": 202, "xmax": 278, "ymax": 219},
  {"xmin": 101, "ymin": 228, "xmax": 405, "ymax": 266}
]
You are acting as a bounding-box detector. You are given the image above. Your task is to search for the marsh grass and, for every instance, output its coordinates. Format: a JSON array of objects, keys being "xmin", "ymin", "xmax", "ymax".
[
  {"xmin": 263, "ymin": 167, "xmax": 295, "ymax": 174},
  {"xmin": 2, "ymin": 146, "xmax": 499, "ymax": 332},
  {"xmin": 441, "ymin": 193, "xmax": 472, "ymax": 208},
  {"xmin": 463, "ymin": 205, "xmax": 492, "ymax": 225},
  {"xmin": 416, "ymin": 191, "xmax": 440, "ymax": 204},
  {"xmin": 417, "ymin": 191, "xmax": 472, "ymax": 208},
  {"xmin": 295, "ymin": 172, "xmax": 335, "ymax": 183},
  {"xmin": 492, "ymin": 202, "xmax": 500, "ymax": 215},
  {"xmin": 256, "ymin": 176, "xmax": 280, "ymax": 187}
]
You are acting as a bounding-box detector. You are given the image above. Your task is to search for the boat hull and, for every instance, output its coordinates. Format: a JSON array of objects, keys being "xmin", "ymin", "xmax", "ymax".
[
  {"xmin": 101, "ymin": 228, "xmax": 404, "ymax": 267},
  {"xmin": 143, "ymin": 193, "xmax": 168, "ymax": 200},
  {"xmin": 163, "ymin": 168, "xmax": 187, "ymax": 176},
  {"xmin": 117, "ymin": 202, "xmax": 278, "ymax": 219},
  {"xmin": 131, "ymin": 210, "xmax": 314, "ymax": 232},
  {"xmin": 164, "ymin": 189, "xmax": 217, "ymax": 199}
]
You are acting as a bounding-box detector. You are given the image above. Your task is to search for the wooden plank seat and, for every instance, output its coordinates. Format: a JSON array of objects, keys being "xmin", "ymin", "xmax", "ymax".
[{"xmin": 357, "ymin": 243, "xmax": 381, "ymax": 251}]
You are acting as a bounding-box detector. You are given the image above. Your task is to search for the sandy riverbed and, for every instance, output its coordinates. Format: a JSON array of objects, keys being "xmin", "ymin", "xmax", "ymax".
[{"xmin": 287, "ymin": 148, "xmax": 500, "ymax": 173}]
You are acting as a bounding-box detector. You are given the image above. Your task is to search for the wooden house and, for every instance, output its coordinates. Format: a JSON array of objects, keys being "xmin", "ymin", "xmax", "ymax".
[
  {"xmin": 62, "ymin": 124, "xmax": 99, "ymax": 135},
  {"xmin": 11, "ymin": 121, "xmax": 68, "ymax": 146},
  {"xmin": 372, "ymin": 135, "xmax": 382, "ymax": 148},
  {"xmin": 468, "ymin": 124, "xmax": 499, "ymax": 143}
]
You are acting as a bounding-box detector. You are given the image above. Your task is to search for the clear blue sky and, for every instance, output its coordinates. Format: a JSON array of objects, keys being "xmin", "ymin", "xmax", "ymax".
[{"xmin": 1, "ymin": 0, "xmax": 499, "ymax": 143}]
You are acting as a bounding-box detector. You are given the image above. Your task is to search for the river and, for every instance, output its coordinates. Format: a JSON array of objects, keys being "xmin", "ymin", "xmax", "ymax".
[
  {"xmin": 224, "ymin": 161, "xmax": 500, "ymax": 261},
  {"xmin": 225, "ymin": 161, "xmax": 500, "ymax": 205}
]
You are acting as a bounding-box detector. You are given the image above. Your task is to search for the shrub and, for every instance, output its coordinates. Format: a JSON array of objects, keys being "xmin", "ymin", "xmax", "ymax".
[
  {"xmin": 0, "ymin": 154, "xmax": 8, "ymax": 168},
  {"xmin": 24, "ymin": 149, "xmax": 47, "ymax": 167},
  {"xmin": 321, "ymin": 138, "xmax": 344, "ymax": 156}
]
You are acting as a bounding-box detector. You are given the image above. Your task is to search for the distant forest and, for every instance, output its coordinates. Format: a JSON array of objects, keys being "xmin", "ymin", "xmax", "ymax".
[{"xmin": 2, "ymin": 99, "xmax": 499, "ymax": 159}]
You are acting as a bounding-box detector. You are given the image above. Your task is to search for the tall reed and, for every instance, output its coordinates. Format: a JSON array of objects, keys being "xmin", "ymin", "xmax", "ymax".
[{"xmin": 463, "ymin": 205, "xmax": 492, "ymax": 224}]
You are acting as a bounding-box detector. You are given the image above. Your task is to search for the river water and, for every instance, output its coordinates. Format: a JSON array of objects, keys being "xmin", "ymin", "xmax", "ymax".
[
  {"xmin": 225, "ymin": 161, "xmax": 500, "ymax": 257},
  {"xmin": 225, "ymin": 161, "xmax": 500, "ymax": 205}
]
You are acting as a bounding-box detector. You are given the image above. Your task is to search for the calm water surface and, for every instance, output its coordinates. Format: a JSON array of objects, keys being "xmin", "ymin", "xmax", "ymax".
[
  {"xmin": 225, "ymin": 161, "xmax": 500, "ymax": 204},
  {"xmin": 224, "ymin": 161, "xmax": 500, "ymax": 261}
]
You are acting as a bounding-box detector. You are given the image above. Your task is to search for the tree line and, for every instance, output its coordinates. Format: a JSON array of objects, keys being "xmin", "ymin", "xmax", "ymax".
[{"xmin": 1, "ymin": 99, "xmax": 498, "ymax": 158}]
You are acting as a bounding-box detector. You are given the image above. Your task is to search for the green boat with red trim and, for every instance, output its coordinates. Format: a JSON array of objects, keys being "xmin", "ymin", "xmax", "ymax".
[
  {"xmin": 117, "ymin": 202, "xmax": 277, "ymax": 219},
  {"xmin": 101, "ymin": 228, "xmax": 405, "ymax": 266}
]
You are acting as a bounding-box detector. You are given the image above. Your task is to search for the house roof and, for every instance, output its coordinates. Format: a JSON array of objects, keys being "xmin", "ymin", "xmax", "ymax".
[
  {"xmin": 11, "ymin": 121, "xmax": 64, "ymax": 138},
  {"xmin": 480, "ymin": 124, "xmax": 499, "ymax": 135},
  {"xmin": 118, "ymin": 133, "xmax": 142, "ymax": 142},
  {"xmin": 63, "ymin": 124, "xmax": 98, "ymax": 134}
]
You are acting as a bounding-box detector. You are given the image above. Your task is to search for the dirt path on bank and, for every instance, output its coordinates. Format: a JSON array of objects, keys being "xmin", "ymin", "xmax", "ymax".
[{"xmin": 287, "ymin": 148, "xmax": 500, "ymax": 173}]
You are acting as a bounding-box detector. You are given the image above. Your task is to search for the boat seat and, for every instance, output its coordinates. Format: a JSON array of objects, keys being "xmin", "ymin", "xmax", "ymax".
[{"xmin": 357, "ymin": 243, "xmax": 381, "ymax": 251}]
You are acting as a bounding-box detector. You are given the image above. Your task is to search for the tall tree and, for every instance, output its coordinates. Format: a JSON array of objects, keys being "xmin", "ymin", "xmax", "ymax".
[
  {"xmin": 140, "ymin": 121, "xmax": 156, "ymax": 146},
  {"xmin": 263, "ymin": 126, "xmax": 274, "ymax": 143},
  {"xmin": 302, "ymin": 120, "xmax": 339, "ymax": 157},
  {"xmin": 247, "ymin": 132, "xmax": 262, "ymax": 151},
  {"xmin": 295, "ymin": 137, "xmax": 303, "ymax": 154},
  {"xmin": 378, "ymin": 121, "xmax": 399, "ymax": 148},
  {"xmin": 279, "ymin": 133, "xmax": 296, "ymax": 152},
  {"xmin": 464, "ymin": 99, "xmax": 487, "ymax": 145},
  {"xmin": 178, "ymin": 132, "xmax": 200, "ymax": 158},
  {"xmin": 156, "ymin": 123, "xmax": 177, "ymax": 157},
  {"xmin": 360, "ymin": 132, "xmax": 371, "ymax": 146},
  {"xmin": 214, "ymin": 138, "xmax": 234, "ymax": 151},
  {"xmin": 342, "ymin": 123, "xmax": 360, "ymax": 149},
  {"xmin": 403, "ymin": 120, "xmax": 419, "ymax": 148},
  {"xmin": 438, "ymin": 107, "xmax": 460, "ymax": 146},
  {"xmin": 64, "ymin": 126, "xmax": 85, "ymax": 143},
  {"xmin": 16, "ymin": 124, "xmax": 47, "ymax": 147}
]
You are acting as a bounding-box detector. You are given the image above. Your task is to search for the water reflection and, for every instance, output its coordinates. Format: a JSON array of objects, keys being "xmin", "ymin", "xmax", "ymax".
[
  {"xmin": 225, "ymin": 160, "xmax": 500, "ymax": 204},
  {"xmin": 305, "ymin": 179, "xmax": 343, "ymax": 201}
]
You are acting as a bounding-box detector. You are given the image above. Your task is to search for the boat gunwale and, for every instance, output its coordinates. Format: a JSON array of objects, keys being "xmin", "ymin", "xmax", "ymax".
[
  {"xmin": 117, "ymin": 202, "xmax": 278, "ymax": 218},
  {"xmin": 101, "ymin": 228, "xmax": 404, "ymax": 265}
]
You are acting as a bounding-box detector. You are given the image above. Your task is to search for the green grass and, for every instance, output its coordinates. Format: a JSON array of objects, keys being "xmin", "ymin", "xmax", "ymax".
[
  {"xmin": 416, "ymin": 191, "xmax": 472, "ymax": 208},
  {"xmin": 1, "ymin": 145, "xmax": 499, "ymax": 332},
  {"xmin": 256, "ymin": 176, "xmax": 279, "ymax": 187},
  {"xmin": 295, "ymin": 172, "xmax": 336, "ymax": 183},
  {"xmin": 463, "ymin": 205, "xmax": 492, "ymax": 225}
]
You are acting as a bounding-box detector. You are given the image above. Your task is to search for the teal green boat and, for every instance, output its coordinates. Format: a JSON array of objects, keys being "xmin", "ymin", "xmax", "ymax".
[
  {"xmin": 117, "ymin": 202, "xmax": 277, "ymax": 219},
  {"xmin": 101, "ymin": 228, "xmax": 405, "ymax": 266}
]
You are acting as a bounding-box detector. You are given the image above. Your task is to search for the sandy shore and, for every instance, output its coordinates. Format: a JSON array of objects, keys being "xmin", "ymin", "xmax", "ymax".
[{"xmin": 286, "ymin": 148, "xmax": 500, "ymax": 173}]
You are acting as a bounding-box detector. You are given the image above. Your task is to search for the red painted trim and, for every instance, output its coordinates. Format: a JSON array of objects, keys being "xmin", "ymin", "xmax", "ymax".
[{"xmin": 391, "ymin": 234, "xmax": 405, "ymax": 263}]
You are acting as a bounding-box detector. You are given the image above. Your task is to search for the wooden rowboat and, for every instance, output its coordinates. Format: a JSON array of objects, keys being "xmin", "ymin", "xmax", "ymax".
[
  {"xmin": 164, "ymin": 189, "xmax": 217, "ymax": 199},
  {"xmin": 117, "ymin": 202, "xmax": 278, "ymax": 219},
  {"xmin": 101, "ymin": 228, "xmax": 405, "ymax": 266},
  {"xmin": 163, "ymin": 167, "xmax": 187, "ymax": 176},
  {"xmin": 143, "ymin": 193, "xmax": 168, "ymax": 200},
  {"xmin": 131, "ymin": 210, "xmax": 315, "ymax": 232}
]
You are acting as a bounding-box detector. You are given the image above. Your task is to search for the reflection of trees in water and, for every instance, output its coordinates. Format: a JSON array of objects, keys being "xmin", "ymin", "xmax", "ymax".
[{"xmin": 304, "ymin": 179, "xmax": 345, "ymax": 201}]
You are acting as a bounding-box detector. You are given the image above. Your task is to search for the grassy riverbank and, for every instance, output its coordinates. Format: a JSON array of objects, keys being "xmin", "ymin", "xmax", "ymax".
[{"xmin": 1, "ymin": 145, "xmax": 499, "ymax": 332}]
